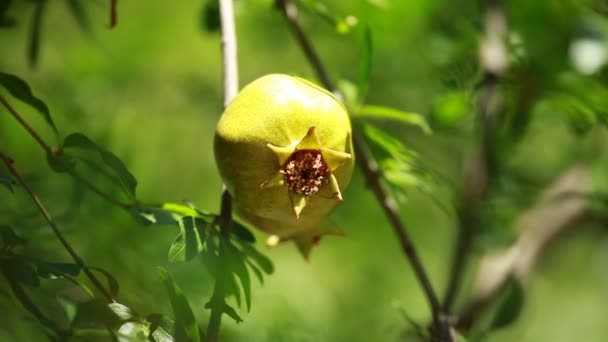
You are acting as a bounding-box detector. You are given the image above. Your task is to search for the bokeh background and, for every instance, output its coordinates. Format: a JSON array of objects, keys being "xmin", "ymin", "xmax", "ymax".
[{"xmin": 2, "ymin": 0, "xmax": 608, "ymax": 341}]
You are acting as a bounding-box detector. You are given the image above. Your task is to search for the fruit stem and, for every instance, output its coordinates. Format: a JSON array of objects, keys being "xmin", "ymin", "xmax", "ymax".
[{"xmin": 208, "ymin": 0, "xmax": 239, "ymax": 340}]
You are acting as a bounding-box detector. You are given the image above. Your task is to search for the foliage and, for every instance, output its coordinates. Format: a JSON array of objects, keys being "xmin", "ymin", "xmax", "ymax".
[{"xmin": 2, "ymin": 0, "xmax": 608, "ymax": 341}]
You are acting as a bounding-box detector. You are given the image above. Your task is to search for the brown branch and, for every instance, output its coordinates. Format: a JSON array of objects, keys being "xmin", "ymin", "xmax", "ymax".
[
  {"xmin": 458, "ymin": 164, "xmax": 590, "ymax": 329},
  {"xmin": 207, "ymin": 0, "xmax": 239, "ymax": 340},
  {"xmin": 443, "ymin": 0, "xmax": 508, "ymax": 311},
  {"xmin": 0, "ymin": 94, "xmax": 135, "ymax": 210},
  {"xmin": 0, "ymin": 151, "xmax": 115, "ymax": 303},
  {"xmin": 275, "ymin": 0, "xmax": 335, "ymax": 92},
  {"xmin": 275, "ymin": 0, "xmax": 452, "ymax": 339},
  {"xmin": 0, "ymin": 95, "xmax": 53, "ymax": 155}
]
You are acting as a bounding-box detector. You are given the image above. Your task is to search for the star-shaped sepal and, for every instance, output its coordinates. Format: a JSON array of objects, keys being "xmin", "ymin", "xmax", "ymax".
[{"xmin": 260, "ymin": 126, "xmax": 351, "ymax": 218}]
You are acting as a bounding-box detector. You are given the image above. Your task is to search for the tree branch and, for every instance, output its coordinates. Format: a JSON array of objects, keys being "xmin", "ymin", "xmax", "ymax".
[
  {"xmin": 0, "ymin": 95, "xmax": 53, "ymax": 155},
  {"xmin": 275, "ymin": 0, "xmax": 452, "ymax": 339},
  {"xmin": 207, "ymin": 0, "xmax": 239, "ymax": 340},
  {"xmin": 458, "ymin": 164, "xmax": 590, "ymax": 329},
  {"xmin": 0, "ymin": 95, "xmax": 135, "ymax": 210},
  {"xmin": 443, "ymin": 0, "xmax": 508, "ymax": 311},
  {"xmin": 0, "ymin": 151, "xmax": 115, "ymax": 303}
]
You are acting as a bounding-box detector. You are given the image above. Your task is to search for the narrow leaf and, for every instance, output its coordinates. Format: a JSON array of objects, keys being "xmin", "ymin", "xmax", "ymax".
[
  {"xmin": 240, "ymin": 243, "xmax": 274, "ymax": 274},
  {"xmin": 0, "ymin": 225, "xmax": 25, "ymax": 249},
  {"xmin": 168, "ymin": 217, "xmax": 205, "ymax": 263},
  {"xmin": 2, "ymin": 267, "xmax": 60, "ymax": 332},
  {"xmin": 4, "ymin": 258, "xmax": 40, "ymax": 287},
  {"xmin": 88, "ymin": 266, "xmax": 120, "ymax": 296},
  {"xmin": 158, "ymin": 267, "xmax": 200, "ymax": 342},
  {"xmin": 0, "ymin": 171, "xmax": 15, "ymax": 193},
  {"xmin": 201, "ymin": 0, "xmax": 220, "ymax": 32},
  {"xmin": 231, "ymin": 221, "xmax": 255, "ymax": 243},
  {"xmin": 36, "ymin": 262, "xmax": 81, "ymax": 279},
  {"xmin": 245, "ymin": 259, "xmax": 264, "ymax": 285},
  {"xmin": 0, "ymin": 72, "xmax": 57, "ymax": 134},
  {"xmin": 490, "ymin": 277, "xmax": 525, "ymax": 331},
  {"xmin": 355, "ymin": 105, "xmax": 432, "ymax": 134},
  {"xmin": 117, "ymin": 322, "xmax": 147, "ymax": 341},
  {"xmin": 62, "ymin": 133, "xmax": 138, "ymax": 198},
  {"xmin": 28, "ymin": 0, "xmax": 47, "ymax": 68},
  {"xmin": 65, "ymin": 0, "xmax": 91, "ymax": 34},
  {"xmin": 222, "ymin": 303, "xmax": 243, "ymax": 324},
  {"xmin": 227, "ymin": 243, "xmax": 251, "ymax": 311}
]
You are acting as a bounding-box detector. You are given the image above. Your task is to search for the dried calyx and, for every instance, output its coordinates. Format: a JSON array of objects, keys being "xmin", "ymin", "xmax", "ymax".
[
  {"xmin": 261, "ymin": 126, "xmax": 351, "ymax": 218},
  {"xmin": 282, "ymin": 150, "xmax": 329, "ymax": 196}
]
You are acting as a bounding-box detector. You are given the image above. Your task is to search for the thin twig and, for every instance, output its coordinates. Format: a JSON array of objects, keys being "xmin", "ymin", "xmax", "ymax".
[
  {"xmin": 0, "ymin": 95, "xmax": 52, "ymax": 155},
  {"xmin": 0, "ymin": 151, "xmax": 115, "ymax": 303},
  {"xmin": 275, "ymin": 0, "xmax": 335, "ymax": 92},
  {"xmin": 458, "ymin": 165, "xmax": 589, "ymax": 330},
  {"xmin": 442, "ymin": 0, "xmax": 508, "ymax": 312},
  {"xmin": 275, "ymin": 0, "xmax": 452, "ymax": 339},
  {"xmin": 0, "ymin": 94, "xmax": 135, "ymax": 210},
  {"xmin": 207, "ymin": 0, "xmax": 239, "ymax": 340}
]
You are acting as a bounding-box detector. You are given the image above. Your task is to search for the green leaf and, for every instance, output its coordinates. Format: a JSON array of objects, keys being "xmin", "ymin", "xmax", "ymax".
[
  {"xmin": 62, "ymin": 133, "xmax": 138, "ymax": 199},
  {"xmin": 117, "ymin": 322, "xmax": 148, "ymax": 341},
  {"xmin": 56, "ymin": 296, "xmax": 77, "ymax": 324},
  {"xmin": 239, "ymin": 243, "xmax": 274, "ymax": 275},
  {"xmin": 3, "ymin": 258, "xmax": 40, "ymax": 287},
  {"xmin": 231, "ymin": 221, "xmax": 255, "ymax": 243},
  {"xmin": 200, "ymin": 0, "xmax": 220, "ymax": 32},
  {"xmin": 130, "ymin": 206, "xmax": 180, "ymax": 226},
  {"xmin": 222, "ymin": 303, "xmax": 243, "ymax": 324},
  {"xmin": 361, "ymin": 124, "xmax": 406, "ymax": 157},
  {"xmin": 354, "ymin": 105, "xmax": 432, "ymax": 134},
  {"xmin": 295, "ymin": 0, "xmax": 356, "ymax": 34},
  {"xmin": 158, "ymin": 267, "xmax": 200, "ymax": 342},
  {"xmin": 432, "ymin": 91, "xmax": 471, "ymax": 127},
  {"xmin": 0, "ymin": 73, "xmax": 57, "ymax": 134},
  {"xmin": 63, "ymin": 275, "xmax": 95, "ymax": 298},
  {"xmin": 108, "ymin": 302, "xmax": 134, "ymax": 320},
  {"xmin": 226, "ymin": 243, "xmax": 251, "ymax": 311},
  {"xmin": 28, "ymin": 0, "xmax": 47, "ymax": 68},
  {"xmin": 490, "ymin": 277, "xmax": 525, "ymax": 331},
  {"xmin": 168, "ymin": 217, "xmax": 206, "ymax": 263},
  {"xmin": 36, "ymin": 262, "xmax": 81, "ymax": 279},
  {"xmin": 2, "ymin": 267, "xmax": 60, "ymax": 332},
  {"xmin": 244, "ymin": 259, "xmax": 264, "ymax": 285},
  {"xmin": 65, "ymin": 0, "xmax": 91, "ymax": 35},
  {"xmin": 88, "ymin": 266, "xmax": 120, "ymax": 296},
  {"xmin": 151, "ymin": 326, "xmax": 174, "ymax": 342},
  {"xmin": 357, "ymin": 25, "xmax": 373, "ymax": 104},
  {"xmin": 147, "ymin": 313, "xmax": 175, "ymax": 338},
  {"xmin": 0, "ymin": 171, "xmax": 15, "ymax": 193},
  {"xmin": 0, "ymin": 225, "xmax": 26, "ymax": 249}
]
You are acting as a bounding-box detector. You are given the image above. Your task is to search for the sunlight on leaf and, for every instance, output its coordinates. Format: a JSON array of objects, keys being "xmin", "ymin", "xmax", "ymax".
[
  {"xmin": 354, "ymin": 105, "xmax": 432, "ymax": 134},
  {"xmin": 108, "ymin": 303, "xmax": 134, "ymax": 320},
  {"xmin": 168, "ymin": 216, "xmax": 207, "ymax": 263}
]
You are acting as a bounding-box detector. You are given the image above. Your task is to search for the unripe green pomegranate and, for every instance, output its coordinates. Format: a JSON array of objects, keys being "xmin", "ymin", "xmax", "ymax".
[{"xmin": 214, "ymin": 74, "xmax": 354, "ymax": 258}]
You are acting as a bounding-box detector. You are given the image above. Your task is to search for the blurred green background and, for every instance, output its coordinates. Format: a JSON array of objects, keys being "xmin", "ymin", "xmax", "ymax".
[{"xmin": 2, "ymin": 0, "xmax": 608, "ymax": 341}]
